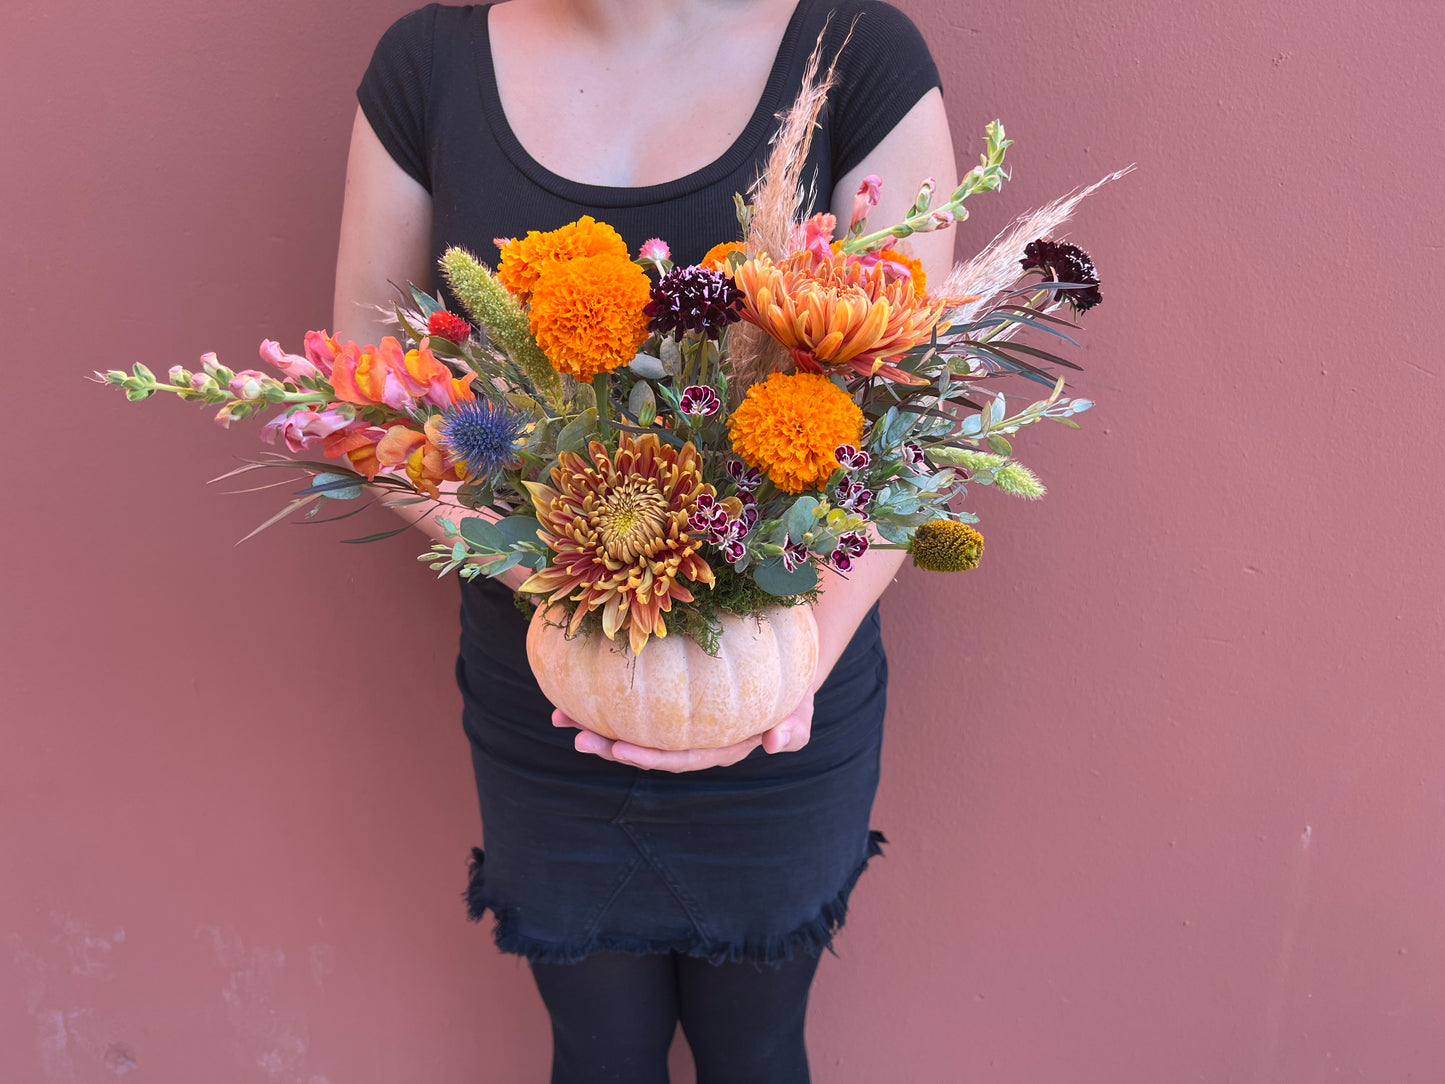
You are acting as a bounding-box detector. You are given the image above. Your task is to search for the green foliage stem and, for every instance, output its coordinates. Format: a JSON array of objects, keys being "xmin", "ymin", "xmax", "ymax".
[{"xmin": 438, "ymin": 247, "xmax": 563, "ymax": 408}]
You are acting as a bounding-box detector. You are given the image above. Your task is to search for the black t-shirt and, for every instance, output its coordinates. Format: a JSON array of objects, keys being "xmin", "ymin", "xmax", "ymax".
[
  {"xmin": 356, "ymin": 0, "xmax": 941, "ymax": 666},
  {"xmin": 357, "ymin": 0, "xmax": 942, "ymax": 303}
]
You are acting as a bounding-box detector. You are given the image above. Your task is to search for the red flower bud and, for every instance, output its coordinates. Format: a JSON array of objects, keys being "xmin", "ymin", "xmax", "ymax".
[{"xmin": 427, "ymin": 310, "xmax": 473, "ymax": 344}]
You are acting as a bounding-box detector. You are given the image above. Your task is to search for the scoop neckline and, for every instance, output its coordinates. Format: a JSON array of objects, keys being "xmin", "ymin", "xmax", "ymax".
[{"xmin": 471, "ymin": 0, "xmax": 815, "ymax": 208}]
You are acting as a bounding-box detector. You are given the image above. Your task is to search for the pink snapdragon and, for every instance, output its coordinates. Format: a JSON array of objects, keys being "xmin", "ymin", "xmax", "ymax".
[
  {"xmin": 260, "ymin": 339, "xmax": 321, "ymax": 382},
  {"xmin": 302, "ymin": 331, "xmax": 341, "ymax": 376},
  {"xmin": 260, "ymin": 407, "xmax": 359, "ymax": 453},
  {"xmin": 787, "ymin": 213, "xmax": 837, "ymax": 262},
  {"xmin": 850, "ymin": 174, "xmax": 882, "ymax": 230}
]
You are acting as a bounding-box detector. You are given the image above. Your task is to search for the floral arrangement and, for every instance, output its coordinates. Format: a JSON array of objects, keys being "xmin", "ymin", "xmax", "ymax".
[{"xmin": 99, "ymin": 57, "xmax": 1123, "ymax": 663}]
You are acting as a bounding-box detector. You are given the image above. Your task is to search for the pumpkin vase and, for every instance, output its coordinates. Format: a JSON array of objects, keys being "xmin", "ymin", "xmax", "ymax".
[{"xmin": 526, "ymin": 603, "xmax": 820, "ymax": 751}]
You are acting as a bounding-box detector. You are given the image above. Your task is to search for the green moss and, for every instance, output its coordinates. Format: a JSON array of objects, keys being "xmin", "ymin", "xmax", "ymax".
[{"xmin": 521, "ymin": 561, "xmax": 820, "ymax": 656}]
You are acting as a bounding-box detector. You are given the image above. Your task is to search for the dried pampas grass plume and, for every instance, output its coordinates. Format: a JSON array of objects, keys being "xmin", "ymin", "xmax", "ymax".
[
  {"xmin": 939, "ymin": 165, "xmax": 1136, "ymax": 329},
  {"xmin": 728, "ymin": 19, "xmax": 853, "ymax": 396},
  {"xmin": 744, "ymin": 17, "xmax": 849, "ymax": 259}
]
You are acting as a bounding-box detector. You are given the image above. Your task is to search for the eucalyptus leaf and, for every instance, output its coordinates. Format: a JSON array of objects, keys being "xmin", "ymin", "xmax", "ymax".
[
  {"xmin": 484, "ymin": 551, "xmax": 525, "ymax": 576},
  {"xmin": 459, "ymin": 517, "xmax": 504, "ymax": 552},
  {"xmin": 303, "ymin": 472, "xmax": 363, "ymax": 500},
  {"xmin": 556, "ymin": 407, "xmax": 599, "ymax": 454},
  {"xmin": 494, "ymin": 516, "xmax": 543, "ymax": 547},
  {"xmin": 629, "ymin": 353, "xmax": 667, "ymax": 379},
  {"xmin": 658, "ymin": 338, "xmax": 682, "ymax": 375},
  {"xmin": 986, "ymin": 434, "xmax": 1013, "ymax": 456},
  {"xmin": 784, "ymin": 496, "xmax": 818, "ymax": 540},
  {"xmin": 753, "ymin": 557, "xmax": 819, "ymax": 596},
  {"xmin": 570, "ymin": 383, "xmax": 597, "ymax": 413},
  {"xmin": 627, "ymin": 380, "xmax": 656, "ymax": 419}
]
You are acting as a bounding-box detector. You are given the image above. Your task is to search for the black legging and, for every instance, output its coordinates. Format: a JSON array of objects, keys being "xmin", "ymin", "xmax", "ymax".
[{"xmin": 529, "ymin": 950, "xmax": 822, "ymax": 1084}]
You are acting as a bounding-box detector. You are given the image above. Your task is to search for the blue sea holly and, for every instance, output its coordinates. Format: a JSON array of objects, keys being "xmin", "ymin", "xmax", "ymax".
[{"xmin": 436, "ymin": 398, "xmax": 530, "ymax": 482}]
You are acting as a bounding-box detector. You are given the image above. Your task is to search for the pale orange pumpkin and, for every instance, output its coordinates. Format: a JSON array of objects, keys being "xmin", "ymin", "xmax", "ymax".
[{"xmin": 526, "ymin": 603, "xmax": 819, "ymax": 751}]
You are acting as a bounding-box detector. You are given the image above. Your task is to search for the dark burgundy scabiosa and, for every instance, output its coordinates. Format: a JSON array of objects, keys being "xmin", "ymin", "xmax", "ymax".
[
  {"xmin": 1020, "ymin": 239, "xmax": 1103, "ymax": 313},
  {"xmin": 427, "ymin": 310, "xmax": 473, "ymax": 344},
  {"xmin": 645, "ymin": 265, "xmax": 744, "ymax": 339}
]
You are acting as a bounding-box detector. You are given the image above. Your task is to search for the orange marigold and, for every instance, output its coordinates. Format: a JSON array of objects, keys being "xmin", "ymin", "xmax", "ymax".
[
  {"xmin": 727, "ymin": 371, "xmax": 864, "ymax": 494},
  {"xmin": 528, "ymin": 252, "xmax": 652, "ymax": 382},
  {"xmin": 496, "ymin": 216, "xmax": 629, "ymax": 300},
  {"xmin": 700, "ymin": 241, "xmax": 746, "ymax": 275}
]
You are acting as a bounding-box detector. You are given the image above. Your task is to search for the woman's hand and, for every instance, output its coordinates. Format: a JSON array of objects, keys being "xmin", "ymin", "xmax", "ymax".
[{"xmin": 554, "ymin": 689, "xmax": 815, "ymax": 772}]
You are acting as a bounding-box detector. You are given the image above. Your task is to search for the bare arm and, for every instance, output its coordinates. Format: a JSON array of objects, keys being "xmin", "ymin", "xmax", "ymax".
[
  {"xmin": 333, "ymin": 106, "xmax": 433, "ymax": 345},
  {"xmin": 332, "ymin": 108, "xmax": 531, "ymax": 590},
  {"xmin": 799, "ymin": 87, "xmax": 957, "ymax": 706}
]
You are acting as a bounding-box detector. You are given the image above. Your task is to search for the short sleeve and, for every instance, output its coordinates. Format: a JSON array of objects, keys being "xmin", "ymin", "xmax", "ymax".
[
  {"xmin": 356, "ymin": 4, "xmax": 438, "ymax": 192},
  {"xmin": 827, "ymin": 2, "xmax": 943, "ymax": 179}
]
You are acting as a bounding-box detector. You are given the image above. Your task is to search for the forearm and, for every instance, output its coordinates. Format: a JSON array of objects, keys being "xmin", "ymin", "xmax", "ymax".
[{"xmin": 807, "ymin": 533, "xmax": 906, "ymax": 692}]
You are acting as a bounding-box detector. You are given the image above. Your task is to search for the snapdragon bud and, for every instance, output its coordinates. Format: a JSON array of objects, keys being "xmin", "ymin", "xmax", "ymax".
[
  {"xmin": 910, "ymin": 177, "xmax": 937, "ymax": 216},
  {"xmin": 200, "ymin": 352, "xmax": 235, "ymax": 384},
  {"xmin": 228, "ymin": 369, "xmax": 272, "ymax": 400}
]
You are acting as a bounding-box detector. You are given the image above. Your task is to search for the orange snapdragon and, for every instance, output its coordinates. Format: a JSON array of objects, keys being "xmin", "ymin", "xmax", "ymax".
[{"xmin": 329, "ymin": 336, "xmax": 455, "ymax": 411}]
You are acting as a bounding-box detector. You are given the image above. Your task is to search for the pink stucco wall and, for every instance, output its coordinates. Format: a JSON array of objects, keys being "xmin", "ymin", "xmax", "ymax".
[{"xmin": 2, "ymin": 1, "xmax": 1441, "ymax": 1080}]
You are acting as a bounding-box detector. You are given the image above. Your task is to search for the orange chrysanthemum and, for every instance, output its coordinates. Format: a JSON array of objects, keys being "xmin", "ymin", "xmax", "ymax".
[
  {"xmin": 734, "ymin": 250, "xmax": 948, "ymax": 384},
  {"xmin": 520, "ymin": 432, "xmax": 715, "ymax": 655},
  {"xmin": 496, "ymin": 216, "xmax": 629, "ymax": 300},
  {"xmin": 700, "ymin": 240, "xmax": 746, "ymax": 275},
  {"xmin": 527, "ymin": 252, "xmax": 652, "ymax": 382},
  {"xmin": 727, "ymin": 371, "xmax": 864, "ymax": 494}
]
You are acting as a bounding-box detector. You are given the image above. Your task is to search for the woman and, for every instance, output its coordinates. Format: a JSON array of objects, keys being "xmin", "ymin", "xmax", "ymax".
[{"xmin": 334, "ymin": 1, "xmax": 956, "ymax": 1079}]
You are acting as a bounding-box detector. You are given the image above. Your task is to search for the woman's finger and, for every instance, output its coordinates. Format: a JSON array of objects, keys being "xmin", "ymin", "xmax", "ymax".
[{"xmin": 573, "ymin": 729, "xmax": 622, "ymax": 762}]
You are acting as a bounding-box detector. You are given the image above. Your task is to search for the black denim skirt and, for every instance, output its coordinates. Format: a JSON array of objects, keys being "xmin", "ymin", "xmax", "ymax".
[{"xmin": 455, "ymin": 576, "xmax": 888, "ymax": 965}]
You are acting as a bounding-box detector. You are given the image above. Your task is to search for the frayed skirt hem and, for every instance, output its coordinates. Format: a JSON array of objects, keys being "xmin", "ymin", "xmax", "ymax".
[{"xmin": 462, "ymin": 830, "xmax": 887, "ymax": 967}]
